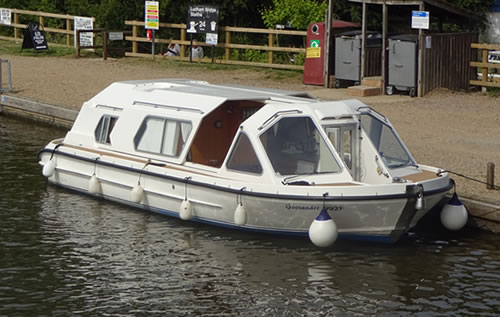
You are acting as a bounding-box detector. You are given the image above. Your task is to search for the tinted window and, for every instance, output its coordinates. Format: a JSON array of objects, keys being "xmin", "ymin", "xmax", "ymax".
[
  {"xmin": 95, "ymin": 115, "xmax": 118, "ymax": 144},
  {"xmin": 260, "ymin": 116, "xmax": 340, "ymax": 175},
  {"xmin": 226, "ymin": 133, "xmax": 262, "ymax": 174},
  {"xmin": 135, "ymin": 117, "xmax": 192, "ymax": 157}
]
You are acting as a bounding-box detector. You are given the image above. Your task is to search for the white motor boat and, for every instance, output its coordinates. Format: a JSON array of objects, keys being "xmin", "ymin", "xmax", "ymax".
[{"xmin": 39, "ymin": 79, "xmax": 457, "ymax": 246}]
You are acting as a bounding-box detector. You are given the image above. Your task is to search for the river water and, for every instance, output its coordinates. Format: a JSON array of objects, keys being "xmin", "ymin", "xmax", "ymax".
[{"xmin": 1, "ymin": 114, "xmax": 499, "ymax": 316}]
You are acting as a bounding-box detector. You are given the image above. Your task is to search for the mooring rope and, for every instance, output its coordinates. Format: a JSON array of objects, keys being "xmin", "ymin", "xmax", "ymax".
[{"xmin": 439, "ymin": 170, "xmax": 500, "ymax": 190}]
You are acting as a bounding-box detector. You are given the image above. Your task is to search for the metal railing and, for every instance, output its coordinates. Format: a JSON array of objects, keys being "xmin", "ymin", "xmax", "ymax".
[{"xmin": 0, "ymin": 59, "xmax": 12, "ymax": 93}]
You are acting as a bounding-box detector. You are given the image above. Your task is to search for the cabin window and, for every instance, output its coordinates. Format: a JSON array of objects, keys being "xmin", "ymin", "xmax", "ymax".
[
  {"xmin": 260, "ymin": 116, "xmax": 341, "ymax": 176},
  {"xmin": 134, "ymin": 116, "xmax": 192, "ymax": 157},
  {"xmin": 361, "ymin": 114, "xmax": 415, "ymax": 169},
  {"xmin": 226, "ymin": 133, "xmax": 262, "ymax": 174},
  {"xmin": 95, "ymin": 115, "xmax": 118, "ymax": 144}
]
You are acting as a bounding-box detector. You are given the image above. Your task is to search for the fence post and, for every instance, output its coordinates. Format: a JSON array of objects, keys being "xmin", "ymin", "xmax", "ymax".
[
  {"xmin": 14, "ymin": 12, "xmax": 19, "ymax": 39},
  {"xmin": 268, "ymin": 33, "xmax": 274, "ymax": 64},
  {"xmin": 132, "ymin": 24, "xmax": 138, "ymax": 54},
  {"xmin": 181, "ymin": 28, "xmax": 186, "ymax": 57},
  {"xmin": 75, "ymin": 30, "xmax": 80, "ymax": 57},
  {"xmin": 103, "ymin": 31, "xmax": 108, "ymax": 60},
  {"xmin": 225, "ymin": 30, "xmax": 231, "ymax": 61},
  {"xmin": 39, "ymin": 15, "xmax": 44, "ymax": 29},
  {"xmin": 487, "ymin": 162, "xmax": 495, "ymax": 190},
  {"xmin": 66, "ymin": 18, "xmax": 71, "ymax": 46},
  {"xmin": 481, "ymin": 49, "xmax": 488, "ymax": 91}
]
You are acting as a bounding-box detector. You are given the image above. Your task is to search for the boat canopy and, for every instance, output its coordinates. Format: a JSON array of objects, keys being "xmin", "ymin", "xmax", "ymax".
[{"xmin": 87, "ymin": 79, "xmax": 316, "ymax": 120}]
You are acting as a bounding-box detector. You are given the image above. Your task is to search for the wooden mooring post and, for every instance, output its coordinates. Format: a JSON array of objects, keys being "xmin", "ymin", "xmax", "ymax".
[{"xmin": 487, "ymin": 162, "xmax": 495, "ymax": 190}]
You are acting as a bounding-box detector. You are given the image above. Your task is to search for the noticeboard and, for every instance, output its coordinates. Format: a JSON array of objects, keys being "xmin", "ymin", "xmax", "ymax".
[
  {"xmin": 0, "ymin": 8, "xmax": 11, "ymax": 25},
  {"xmin": 74, "ymin": 16, "xmax": 93, "ymax": 47},
  {"xmin": 187, "ymin": 5, "xmax": 219, "ymax": 34},
  {"xmin": 22, "ymin": 22, "xmax": 48, "ymax": 51}
]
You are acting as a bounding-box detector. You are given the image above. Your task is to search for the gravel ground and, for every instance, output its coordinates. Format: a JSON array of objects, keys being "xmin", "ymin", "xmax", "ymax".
[{"xmin": 2, "ymin": 54, "xmax": 499, "ymax": 203}]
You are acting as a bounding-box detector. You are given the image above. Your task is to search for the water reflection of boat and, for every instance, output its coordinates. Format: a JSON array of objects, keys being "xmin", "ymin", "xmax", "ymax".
[{"xmin": 38, "ymin": 79, "xmax": 453, "ymax": 246}]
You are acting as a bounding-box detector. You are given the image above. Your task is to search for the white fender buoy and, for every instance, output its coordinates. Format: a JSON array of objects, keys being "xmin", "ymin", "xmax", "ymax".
[
  {"xmin": 180, "ymin": 199, "xmax": 193, "ymax": 220},
  {"xmin": 440, "ymin": 192, "xmax": 468, "ymax": 231},
  {"xmin": 88, "ymin": 174, "xmax": 100, "ymax": 194},
  {"xmin": 131, "ymin": 183, "xmax": 144, "ymax": 203},
  {"xmin": 234, "ymin": 203, "xmax": 247, "ymax": 225},
  {"xmin": 42, "ymin": 159, "xmax": 56, "ymax": 177},
  {"xmin": 308, "ymin": 209, "xmax": 338, "ymax": 248}
]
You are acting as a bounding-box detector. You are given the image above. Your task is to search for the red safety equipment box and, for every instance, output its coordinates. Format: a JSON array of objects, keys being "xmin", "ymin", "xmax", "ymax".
[{"xmin": 303, "ymin": 22, "xmax": 326, "ymax": 85}]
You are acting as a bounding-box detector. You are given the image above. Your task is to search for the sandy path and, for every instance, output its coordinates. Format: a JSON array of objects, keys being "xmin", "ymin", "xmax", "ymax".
[{"xmin": 2, "ymin": 54, "xmax": 499, "ymax": 203}]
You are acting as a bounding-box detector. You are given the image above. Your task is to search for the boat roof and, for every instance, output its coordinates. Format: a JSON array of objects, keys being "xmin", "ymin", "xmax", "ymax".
[
  {"xmin": 86, "ymin": 79, "xmax": 371, "ymax": 124},
  {"xmin": 88, "ymin": 79, "xmax": 316, "ymax": 116}
]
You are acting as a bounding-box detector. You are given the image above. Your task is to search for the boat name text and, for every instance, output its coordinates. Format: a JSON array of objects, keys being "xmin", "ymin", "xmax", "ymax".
[{"xmin": 285, "ymin": 204, "xmax": 343, "ymax": 212}]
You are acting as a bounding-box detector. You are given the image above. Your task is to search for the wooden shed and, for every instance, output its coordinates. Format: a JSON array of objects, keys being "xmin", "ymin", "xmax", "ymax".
[{"xmin": 346, "ymin": 0, "xmax": 480, "ymax": 97}]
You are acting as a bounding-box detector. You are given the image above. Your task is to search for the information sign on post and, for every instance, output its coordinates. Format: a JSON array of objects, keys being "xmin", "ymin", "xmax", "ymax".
[
  {"xmin": 0, "ymin": 8, "xmax": 11, "ymax": 25},
  {"xmin": 411, "ymin": 11, "xmax": 430, "ymax": 29},
  {"xmin": 145, "ymin": 1, "xmax": 159, "ymax": 30},
  {"xmin": 187, "ymin": 5, "xmax": 219, "ymax": 62},
  {"xmin": 145, "ymin": 1, "xmax": 159, "ymax": 60},
  {"xmin": 74, "ymin": 16, "xmax": 93, "ymax": 48}
]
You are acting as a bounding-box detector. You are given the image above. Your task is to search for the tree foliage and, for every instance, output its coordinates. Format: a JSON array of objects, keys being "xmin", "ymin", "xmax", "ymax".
[
  {"xmin": 0, "ymin": 0, "xmax": 494, "ymax": 31},
  {"xmin": 261, "ymin": 0, "xmax": 328, "ymax": 30},
  {"xmin": 451, "ymin": 0, "xmax": 494, "ymax": 13}
]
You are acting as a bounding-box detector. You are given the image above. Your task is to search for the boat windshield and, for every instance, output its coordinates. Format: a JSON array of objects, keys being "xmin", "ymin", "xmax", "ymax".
[
  {"xmin": 259, "ymin": 116, "xmax": 341, "ymax": 176},
  {"xmin": 360, "ymin": 113, "xmax": 415, "ymax": 169}
]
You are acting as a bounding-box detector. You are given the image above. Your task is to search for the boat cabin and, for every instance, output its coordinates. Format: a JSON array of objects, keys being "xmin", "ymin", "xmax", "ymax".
[{"xmin": 64, "ymin": 79, "xmax": 417, "ymax": 186}]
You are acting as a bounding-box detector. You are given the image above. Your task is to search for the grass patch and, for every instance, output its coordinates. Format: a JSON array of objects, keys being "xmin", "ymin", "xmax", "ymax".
[
  {"xmin": 0, "ymin": 38, "xmax": 303, "ymax": 82},
  {"xmin": 0, "ymin": 39, "xmax": 75, "ymax": 57},
  {"xmin": 486, "ymin": 86, "xmax": 500, "ymax": 98},
  {"xmin": 128, "ymin": 56, "xmax": 302, "ymax": 81}
]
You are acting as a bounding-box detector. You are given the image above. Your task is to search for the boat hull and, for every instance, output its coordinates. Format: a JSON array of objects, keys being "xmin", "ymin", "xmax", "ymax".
[{"xmin": 39, "ymin": 145, "xmax": 452, "ymax": 244}]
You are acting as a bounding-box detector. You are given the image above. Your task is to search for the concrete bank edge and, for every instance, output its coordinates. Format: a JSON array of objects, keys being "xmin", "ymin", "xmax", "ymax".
[{"xmin": 1, "ymin": 94, "xmax": 77, "ymax": 128}]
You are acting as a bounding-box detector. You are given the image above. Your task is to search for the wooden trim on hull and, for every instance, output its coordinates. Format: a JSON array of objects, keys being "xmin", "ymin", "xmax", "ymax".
[{"xmin": 402, "ymin": 170, "xmax": 440, "ymax": 182}]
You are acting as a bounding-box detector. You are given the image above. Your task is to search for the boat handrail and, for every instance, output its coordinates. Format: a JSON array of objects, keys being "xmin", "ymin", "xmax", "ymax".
[
  {"xmin": 258, "ymin": 109, "xmax": 303, "ymax": 131},
  {"xmin": 96, "ymin": 104, "xmax": 123, "ymax": 111},
  {"xmin": 133, "ymin": 100, "xmax": 205, "ymax": 114},
  {"xmin": 356, "ymin": 106, "xmax": 388, "ymax": 122}
]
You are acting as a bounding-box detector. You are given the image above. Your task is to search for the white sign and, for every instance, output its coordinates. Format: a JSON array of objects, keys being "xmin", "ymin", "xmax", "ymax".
[
  {"xmin": 145, "ymin": 1, "xmax": 159, "ymax": 30},
  {"xmin": 109, "ymin": 32, "xmax": 123, "ymax": 41},
  {"xmin": 412, "ymin": 11, "xmax": 429, "ymax": 29},
  {"xmin": 74, "ymin": 16, "xmax": 93, "ymax": 47},
  {"xmin": 0, "ymin": 8, "xmax": 11, "ymax": 25},
  {"xmin": 205, "ymin": 33, "xmax": 218, "ymax": 45}
]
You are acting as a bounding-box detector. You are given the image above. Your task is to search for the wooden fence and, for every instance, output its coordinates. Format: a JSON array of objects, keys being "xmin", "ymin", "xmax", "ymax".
[
  {"xmin": 125, "ymin": 20, "xmax": 307, "ymax": 70},
  {"xmin": 421, "ymin": 33, "xmax": 478, "ymax": 95},
  {"xmin": 470, "ymin": 43, "xmax": 500, "ymax": 89},
  {"xmin": 365, "ymin": 47, "xmax": 382, "ymax": 77},
  {"xmin": 0, "ymin": 8, "xmax": 95, "ymax": 46}
]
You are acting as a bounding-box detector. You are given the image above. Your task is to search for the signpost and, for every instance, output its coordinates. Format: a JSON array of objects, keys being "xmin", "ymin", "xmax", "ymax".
[
  {"xmin": 145, "ymin": 1, "xmax": 159, "ymax": 60},
  {"xmin": 187, "ymin": 5, "xmax": 219, "ymax": 62},
  {"xmin": 22, "ymin": 22, "xmax": 48, "ymax": 51}
]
